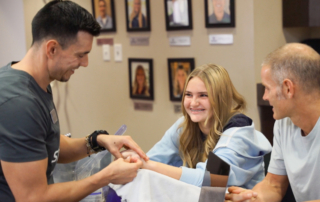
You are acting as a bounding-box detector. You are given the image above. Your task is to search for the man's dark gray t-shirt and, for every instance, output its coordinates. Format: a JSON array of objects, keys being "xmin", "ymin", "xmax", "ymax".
[{"xmin": 0, "ymin": 62, "xmax": 60, "ymax": 201}]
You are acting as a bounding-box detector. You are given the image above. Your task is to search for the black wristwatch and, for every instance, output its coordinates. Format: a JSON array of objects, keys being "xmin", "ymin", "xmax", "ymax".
[{"xmin": 89, "ymin": 130, "xmax": 109, "ymax": 152}]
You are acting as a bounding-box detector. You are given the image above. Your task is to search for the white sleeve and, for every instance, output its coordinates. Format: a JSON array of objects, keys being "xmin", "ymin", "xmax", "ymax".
[{"xmin": 268, "ymin": 120, "xmax": 287, "ymax": 175}]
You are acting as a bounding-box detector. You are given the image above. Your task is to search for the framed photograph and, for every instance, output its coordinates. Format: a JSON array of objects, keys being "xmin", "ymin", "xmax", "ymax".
[
  {"xmin": 92, "ymin": 0, "xmax": 116, "ymax": 32},
  {"xmin": 205, "ymin": 0, "xmax": 235, "ymax": 28},
  {"xmin": 164, "ymin": 0, "xmax": 193, "ymax": 31},
  {"xmin": 125, "ymin": 0, "xmax": 151, "ymax": 32},
  {"xmin": 129, "ymin": 58, "xmax": 154, "ymax": 100},
  {"xmin": 168, "ymin": 58, "xmax": 195, "ymax": 101}
]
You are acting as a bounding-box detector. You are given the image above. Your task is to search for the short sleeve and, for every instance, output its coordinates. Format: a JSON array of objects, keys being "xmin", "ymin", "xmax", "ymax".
[
  {"xmin": 268, "ymin": 120, "xmax": 287, "ymax": 175},
  {"xmin": 0, "ymin": 96, "xmax": 48, "ymax": 162}
]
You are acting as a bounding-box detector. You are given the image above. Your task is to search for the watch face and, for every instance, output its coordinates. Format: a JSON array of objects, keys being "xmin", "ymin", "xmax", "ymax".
[{"xmin": 96, "ymin": 130, "xmax": 109, "ymax": 135}]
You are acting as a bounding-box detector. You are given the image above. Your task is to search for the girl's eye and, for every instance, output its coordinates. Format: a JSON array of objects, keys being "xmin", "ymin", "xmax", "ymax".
[
  {"xmin": 185, "ymin": 93, "xmax": 192, "ymax": 97},
  {"xmin": 200, "ymin": 94, "xmax": 208, "ymax": 97}
]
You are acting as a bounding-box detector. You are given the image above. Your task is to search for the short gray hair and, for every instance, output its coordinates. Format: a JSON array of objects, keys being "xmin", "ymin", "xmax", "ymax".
[{"xmin": 262, "ymin": 43, "xmax": 320, "ymax": 93}]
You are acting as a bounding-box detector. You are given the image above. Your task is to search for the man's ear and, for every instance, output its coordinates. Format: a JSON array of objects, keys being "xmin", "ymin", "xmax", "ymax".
[
  {"xmin": 282, "ymin": 79, "xmax": 295, "ymax": 99},
  {"xmin": 46, "ymin": 40, "xmax": 59, "ymax": 59}
]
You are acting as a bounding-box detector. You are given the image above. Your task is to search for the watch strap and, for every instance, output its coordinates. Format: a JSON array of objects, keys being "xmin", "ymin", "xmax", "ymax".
[{"xmin": 91, "ymin": 130, "xmax": 109, "ymax": 152}]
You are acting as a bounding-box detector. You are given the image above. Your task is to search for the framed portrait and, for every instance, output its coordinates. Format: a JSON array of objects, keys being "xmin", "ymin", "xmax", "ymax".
[
  {"xmin": 125, "ymin": 0, "xmax": 151, "ymax": 32},
  {"xmin": 92, "ymin": 0, "xmax": 116, "ymax": 32},
  {"xmin": 129, "ymin": 58, "xmax": 154, "ymax": 100},
  {"xmin": 164, "ymin": 0, "xmax": 193, "ymax": 31},
  {"xmin": 205, "ymin": 0, "xmax": 235, "ymax": 28},
  {"xmin": 168, "ymin": 58, "xmax": 195, "ymax": 101}
]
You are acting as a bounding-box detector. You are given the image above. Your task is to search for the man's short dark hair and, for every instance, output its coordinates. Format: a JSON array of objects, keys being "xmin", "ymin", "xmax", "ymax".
[{"xmin": 32, "ymin": 0, "xmax": 101, "ymax": 48}]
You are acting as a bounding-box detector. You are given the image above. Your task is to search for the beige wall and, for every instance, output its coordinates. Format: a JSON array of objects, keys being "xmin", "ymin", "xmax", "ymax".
[
  {"xmin": 21, "ymin": 0, "xmax": 312, "ymax": 152},
  {"xmin": 253, "ymin": 0, "xmax": 286, "ymax": 84},
  {"xmin": 253, "ymin": 1, "xmax": 320, "ymax": 84},
  {"xmin": 0, "ymin": 0, "xmax": 26, "ymax": 67}
]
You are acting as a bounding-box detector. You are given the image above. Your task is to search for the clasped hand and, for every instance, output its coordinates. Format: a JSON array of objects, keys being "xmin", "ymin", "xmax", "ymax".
[
  {"xmin": 225, "ymin": 187, "xmax": 258, "ymax": 202},
  {"xmin": 96, "ymin": 134, "xmax": 149, "ymax": 162}
]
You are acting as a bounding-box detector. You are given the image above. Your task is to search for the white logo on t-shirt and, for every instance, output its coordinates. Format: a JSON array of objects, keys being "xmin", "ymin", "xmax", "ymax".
[{"xmin": 51, "ymin": 149, "xmax": 60, "ymax": 163}]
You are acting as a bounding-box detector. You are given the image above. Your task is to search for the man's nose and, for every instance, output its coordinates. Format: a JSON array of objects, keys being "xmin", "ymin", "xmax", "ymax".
[{"xmin": 80, "ymin": 55, "xmax": 88, "ymax": 67}]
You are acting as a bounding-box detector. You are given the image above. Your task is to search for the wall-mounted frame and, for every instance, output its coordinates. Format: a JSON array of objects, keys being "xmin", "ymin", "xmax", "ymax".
[
  {"xmin": 168, "ymin": 58, "xmax": 195, "ymax": 101},
  {"xmin": 164, "ymin": 0, "xmax": 193, "ymax": 31},
  {"xmin": 125, "ymin": 0, "xmax": 151, "ymax": 32},
  {"xmin": 129, "ymin": 58, "xmax": 154, "ymax": 100},
  {"xmin": 92, "ymin": 0, "xmax": 116, "ymax": 32},
  {"xmin": 205, "ymin": 0, "xmax": 235, "ymax": 28}
]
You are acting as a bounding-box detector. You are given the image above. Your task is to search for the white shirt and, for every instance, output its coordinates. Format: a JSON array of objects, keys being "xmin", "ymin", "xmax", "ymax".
[{"xmin": 268, "ymin": 117, "xmax": 320, "ymax": 201}]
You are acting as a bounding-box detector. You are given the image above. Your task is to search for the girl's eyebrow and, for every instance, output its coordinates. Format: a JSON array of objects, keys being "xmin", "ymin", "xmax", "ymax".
[{"xmin": 185, "ymin": 91, "xmax": 208, "ymax": 94}]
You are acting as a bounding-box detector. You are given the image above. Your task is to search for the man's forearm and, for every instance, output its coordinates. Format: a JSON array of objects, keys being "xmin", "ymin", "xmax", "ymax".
[
  {"xmin": 251, "ymin": 180, "xmax": 285, "ymax": 202},
  {"xmin": 226, "ymin": 173, "xmax": 289, "ymax": 202},
  {"xmin": 58, "ymin": 135, "xmax": 91, "ymax": 163},
  {"xmin": 30, "ymin": 169, "xmax": 108, "ymax": 202}
]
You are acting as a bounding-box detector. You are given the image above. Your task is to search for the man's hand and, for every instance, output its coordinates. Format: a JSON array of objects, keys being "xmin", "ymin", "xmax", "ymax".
[
  {"xmin": 225, "ymin": 187, "xmax": 258, "ymax": 202},
  {"xmin": 121, "ymin": 149, "xmax": 147, "ymax": 167},
  {"xmin": 97, "ymin": 135, "xmax": 149, "ymax": 161},
  {"xmin": 121, "ymin": 149, "xmax": 140, "ymax": 159},
  {"xmin": 101, "ymin": 157, "xmax": 143, "ymax": 185},
  {"xmin": 225, "ymin": 173, "xmax": 289, "ymax": 202}
]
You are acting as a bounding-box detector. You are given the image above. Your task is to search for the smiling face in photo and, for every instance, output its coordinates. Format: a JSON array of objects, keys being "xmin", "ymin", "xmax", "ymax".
[{"xmin": 213, "ymin": 0, "xmax": 225, "ymax": 16}]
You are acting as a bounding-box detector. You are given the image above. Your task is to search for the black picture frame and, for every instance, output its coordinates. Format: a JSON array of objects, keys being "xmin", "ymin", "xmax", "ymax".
[
  {"xmin": 129, "ymin": 58, "xmax": 154, "ymax": 100},
  {"xmin": 205, "ymin": 0, "xmax": 235, "ymax": 28},
  {"xmin": 92, "ymin": 0, "xmax": 116, "ymax": 32},
  {"xmin": 168, "ymin": 58, "xmax": 195, "ymax": 101},
  {"xmin": 164, "ymin": 0, "xmax": 193, "ymax": 31},
  {"xmin": 125, "ymin": 0, "xmax": 151, "ymax": 32}
]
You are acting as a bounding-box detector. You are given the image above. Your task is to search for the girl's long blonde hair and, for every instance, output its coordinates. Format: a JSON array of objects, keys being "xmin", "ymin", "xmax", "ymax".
[
  {"xmin": 129, "ymin": 0, "xmax": 145, "ymax": 28},
  {"xmin": 179, "ymin": 64, "xmax": 246, "ymax": 168}
]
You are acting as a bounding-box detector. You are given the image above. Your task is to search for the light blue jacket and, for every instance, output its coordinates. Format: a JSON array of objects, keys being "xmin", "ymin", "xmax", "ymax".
[{"xmin": 147, "ymin": 117, "xmax": 272, "ymax": 188}]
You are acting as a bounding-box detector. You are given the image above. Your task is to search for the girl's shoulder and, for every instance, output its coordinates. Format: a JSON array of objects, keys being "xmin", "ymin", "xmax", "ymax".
[{"xmin": 223, "ymin": 114, "xmax": 252, "ymax": 132}]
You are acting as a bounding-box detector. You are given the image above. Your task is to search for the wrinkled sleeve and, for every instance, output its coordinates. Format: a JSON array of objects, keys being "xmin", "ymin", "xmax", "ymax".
[
  {"xmin": 147, "ymin": 117, "xmax": 184, "ymax": 167},
  {"xmin": 214, "ymin": 147, "xmax": 264, "ymax": 188},
  {"xmin": 179, "ymin": 147, "xmax": 264, "ymax": 188},
  {"xmin": 268, "ymin": 120, "xmax": 287, "ymax": 175},
  {"xmin": 212, "ymin": 126, "xmax": 271, "ymax": 189}
]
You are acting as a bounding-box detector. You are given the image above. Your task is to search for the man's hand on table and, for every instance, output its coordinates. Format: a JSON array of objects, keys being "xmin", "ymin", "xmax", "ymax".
[{"xmin": 225, "ymin": 186, "xmax": 258, "ymax": 202}]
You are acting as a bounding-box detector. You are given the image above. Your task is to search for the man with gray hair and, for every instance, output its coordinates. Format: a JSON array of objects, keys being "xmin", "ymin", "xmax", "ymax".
[{"xmin": 225, "ymin": 43, "xmax": 320, "ymax": 202}]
